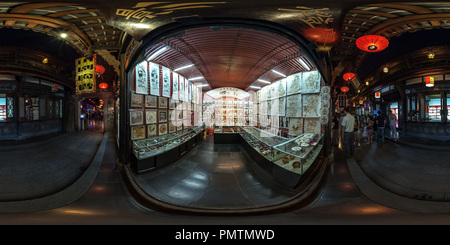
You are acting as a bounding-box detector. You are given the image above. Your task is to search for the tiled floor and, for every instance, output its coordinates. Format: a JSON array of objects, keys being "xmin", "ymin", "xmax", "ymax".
[{"xmin": 135, "ymin": 135, "xmax": 297, "ymax": 209}]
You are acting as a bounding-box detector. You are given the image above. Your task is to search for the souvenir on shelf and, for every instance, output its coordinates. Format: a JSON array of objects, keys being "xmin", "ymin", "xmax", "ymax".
[
  {"xmin": 135, "ymin": 61, "xmax": 148, "ymax": 95},
  {"xmin": 132, "ymin": 127, "xmax": 203, "ymax": 159},
  {"xmin": 273, "ymin": 133, "xmax": 324, "ymax": 174},
  {"xmin": 149, "ymin": 62, "xmax": 160, "ymax": 96}
]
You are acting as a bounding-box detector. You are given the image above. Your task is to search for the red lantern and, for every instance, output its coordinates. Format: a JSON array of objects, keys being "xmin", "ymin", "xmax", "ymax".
[
  {"xmin": 343, "ymin": 72, "xmax": 356, "ymax": 81},
  {"xmin": 425, "ymin": 76, "xmax": 434, "ymax": 87},
  {"xmin": 99, "ymin": 82, "xmax": 108, "ymax": 89},
  {"xmin": 340, "ymin": 86, "xmax": 349, "ymax": 93},
  {"xmin": 356, "ymin": 35, "xmax": 389, "ymax": 52},
  {"xmin": 95, "ymin": 65, "xmax": 105, "ymax": 75}
]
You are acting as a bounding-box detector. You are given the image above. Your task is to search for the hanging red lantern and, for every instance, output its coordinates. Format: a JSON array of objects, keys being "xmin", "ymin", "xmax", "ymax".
[
  {"xmin": 425, "ymin": 76, "xmax": 434, "ymax": 87},
  {"xmin": 356, "ymin": 35, "xmax": 389, "ymax": 52},
  {"xmin": 340, "ymin": 86, "xmax": 349, "ymax": 93},
  {"xmin": 95, "ymin": 65, "xmax": 105, "ymax": 76},
  {"xmin": 343, "ymin": 72, "xmax": 356, "ymax": 81},
  {"xmin": 99, "ymin": 82, "xmax": 108, "ymax": 89}
]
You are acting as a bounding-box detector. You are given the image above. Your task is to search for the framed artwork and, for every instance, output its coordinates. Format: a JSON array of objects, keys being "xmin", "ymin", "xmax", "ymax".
[
  {"xmin": 149, "ymin": 62, "xmax": 160, "ymax": 96},
  {"xmin": 277, "ymin": 78, "xmax": 286, "ymax": 98},
  {"xmin": 162, "ymin": 66, "xmax": 171, "ymax": 98},
  {"xmin": 301, "ymin": 70, "xmax": 320, "ymax": 94},
  {"xmin": 145, "ymin": 95, "xmax": 157, "ymax": 108},
  {"xmin": 130, "ymin": 93, "xmax": 144, "ymax": 108},
  {"xmin": 145, "ymin": 110, "xmax": 157, "ymax": 124},
  {"xmin": 169, "ymin": 122, "xmax": 176, "ymax": 133},
  {"xmin": 302, "ymin": 94, "xmax": 321, "ymax": 117},
  {"xmin": 135, "ymin": 61, "xmax": 148, "ymax": 95},
  {"xmin": 287, "ymin": 72, "xmax": 302, "ymax": 95},
  {"xmin": 169, "ymin": 99, "xmax": 175, "ymax": 109},
  {"xmin": 158, "ymin": 123, "xmax": 168, "ymax": 135},
  {"xmin": 131, "ymin": 125, "xmax": 145, "ymax": 140},
  {"xmin": 158, "ymin": 97, "xmax": 168, "ymax": 109},
  {"xmin": 288, "ymin": 117, "xmax": 303, "ymax": 136},
  {"xmin": 286, "ymin": 94, "xmax": 302, "ymax": 117},
  {"xmin": 304, "ymin": 118, "xmax": 321, "ymax": 134},
  {"xmin": 158, "ymin": 110, "xmax": 167, "ymax": 123},
  {"xmin": 147, "ymin": 124, "xmax": 157, "ymax": 137},
  {"xmin": 129, "ymin": 110, "xmax": 144, "ymax": 126}
]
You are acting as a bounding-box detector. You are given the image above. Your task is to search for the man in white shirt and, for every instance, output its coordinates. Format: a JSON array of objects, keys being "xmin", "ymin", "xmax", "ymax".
[{"xmin": 340, "ymin": 107, "xmax": 355, "ymax": 158}]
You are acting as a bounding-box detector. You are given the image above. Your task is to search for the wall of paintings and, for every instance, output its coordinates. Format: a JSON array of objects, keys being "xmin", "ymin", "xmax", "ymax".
[
  {"xmin": 129, "ymin": 61, "xmax": 203, "ymax": 141},
  {"xmin": 255, "ymin": 70, "xmax": 327, "ymax": 138}
]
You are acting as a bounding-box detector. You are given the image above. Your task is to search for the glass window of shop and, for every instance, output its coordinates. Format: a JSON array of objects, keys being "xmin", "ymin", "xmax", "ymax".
[
  {"xmin": 407, "ymin": 95, "xmax": 418, "ymax": 121},
  {"xmin": 0, "ymin": 94, "xmax": 6, "ymax": 122},
  {"xmin": 425, "ymin": 94, "xmax": 441, "ymax": 122}
]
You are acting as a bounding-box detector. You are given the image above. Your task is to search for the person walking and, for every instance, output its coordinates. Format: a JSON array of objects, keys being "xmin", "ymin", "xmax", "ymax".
[
  {"xmin": 366, "ymin": 115, "xmax": 374, "ymax": 144},
  {"xmin": 375, "ymin": 111, "xmax": 386, "ymax": 144},
  {"xmin": 340, "ymin": 107, "xmax": 355, "ymax": 158},
  {"xmin": 389, "ymin": 110, "xmax": 397, "ymax": 141},
  {"xmin": 332, "ymin": 113, "xmax": 340, "ymax": 146}
]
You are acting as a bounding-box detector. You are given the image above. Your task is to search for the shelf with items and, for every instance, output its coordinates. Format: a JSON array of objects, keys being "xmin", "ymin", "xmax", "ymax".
[
  {"xmin": 213, "ymin": 126, "xmax": 241, "ymax": 133},
  {"xmin": 239, "ymin": 126, "xmax": 288, "ymax": 161},
  {"xmin": 273, "ymin": 133, "xmax": 324, "ymax": 174},
  {"xmin": 132, "ymin": 126, "xmax": 202, "ymax": 160}
]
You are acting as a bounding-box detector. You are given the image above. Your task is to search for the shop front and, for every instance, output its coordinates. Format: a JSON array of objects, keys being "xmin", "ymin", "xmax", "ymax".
[{"xmin": 0, "ymin": 75, "xmax": 67, "ymax": 140}]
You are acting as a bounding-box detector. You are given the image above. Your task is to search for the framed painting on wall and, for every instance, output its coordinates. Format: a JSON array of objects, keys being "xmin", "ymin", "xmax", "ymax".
[
  {"xmin": 145, "ymin": 95, "xmax": 157, "ymax": 108},
  {"xmin": 129, "ymin": 110, "xmax": 144, "ymax": 126},
  {"xmin": 131, "ymin": 125, "xmax": 145, "ymax": 140}
]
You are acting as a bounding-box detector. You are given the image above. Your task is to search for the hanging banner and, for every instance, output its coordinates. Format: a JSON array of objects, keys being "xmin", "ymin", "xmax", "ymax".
[
  {"xmin": 75, "ymin": 55, "xmax": 96, "ymax": 94},
  {"xmin": 172, "ymin": 72, "xmax": 179, "ymax": 100},
  {"xmin": 179, "ymin": 76, "xmax": 185, "ymax": 102},
  {"xmin": 149, "ymin": 62, "xmax": 160, "ymax": 96},
  {"xmin": 135, "ymin": 61, "xmax": 148, "ymax": 94},
  {"xmin": 338, "ymin": 94, "xmax": 347, "ymax": 108},
  {"xmin": 162, "ymin": 66, "xmax": 171, "ymax": 98}
]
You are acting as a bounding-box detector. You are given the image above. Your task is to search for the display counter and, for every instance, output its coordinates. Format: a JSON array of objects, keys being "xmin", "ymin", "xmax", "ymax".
[
  {"xmin": 213, "ymin": 126, "xmax": 241, "ymax": 144},
  {"xmin": 131, "ymin": 126, "xmax": 204, "ymax": 174},
  {"xmin": 272, "ymin": 133, "xmax": 324, "ymax": 187}
]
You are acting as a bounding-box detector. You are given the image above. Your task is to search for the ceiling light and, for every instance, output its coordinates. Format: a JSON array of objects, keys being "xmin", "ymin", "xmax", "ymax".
[
  {"xmin": 383, "ymin": 67, "xmax": 389, "ymax": 73},
  {"xmin": 196, "ymin": 84, "xmax": 209, "ymax": 87},
  {"xmin": 271, "ymin": 70, "xmax": 286, "ymax": 77},
  {"xmin": 257, "ymin": 79, "xmax": 271, "ymax": 84},
  {"xmin": 428, "ymin": 51, "xmax": 435, "ymax": 59},
  {"xmin": 174, "ymin": 64, "xmax": 194, "ymax": 72},
  {"xmin": 249, "ymin": 85, "xmax": 261, "ymax": 89},
  {"xmin": 297, "ymin": 57, "xmax": 311, "ymax": 71},
  {"xmin": 189, "ymin": 77, "xmax": 203, "ymax": 81},
  {"xmin": 147, "ymin": 46, "xmax": 168, "ymax": 61},
  {"xmin": 60, "ymin": 33, "xmax": 67, "ymax": 38}
]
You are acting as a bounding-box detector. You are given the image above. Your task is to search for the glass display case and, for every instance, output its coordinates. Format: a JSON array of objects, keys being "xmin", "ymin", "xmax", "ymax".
[
  {"xmin": 273, "ymin": 133, "xmax": 324, "ymax": 174},
  {"xmin": 239, "ymin": 126, "xmax": 289, "ymax": 160},
  {"xmin": 132, "ymin": 126, "xmax": 203, "ymax": 159},
  {"xmin": 213, "ymin": 126, "xmax": 241, "ymax": 133}
]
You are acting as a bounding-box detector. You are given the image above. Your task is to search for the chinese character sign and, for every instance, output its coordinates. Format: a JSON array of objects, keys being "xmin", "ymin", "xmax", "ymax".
[{"xmin": 76, "ymin": 55, "xmax": 96, "ymax": 94}]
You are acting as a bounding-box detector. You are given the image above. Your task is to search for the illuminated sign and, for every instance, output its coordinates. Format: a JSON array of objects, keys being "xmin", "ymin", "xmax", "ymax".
[
  {"xmin": 76, "ymin": 55, "xmax": 97, "ymax": 94},
  {"xmin": 375, "ymin": 91, "xmax": 381, "ymax": 98}
]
